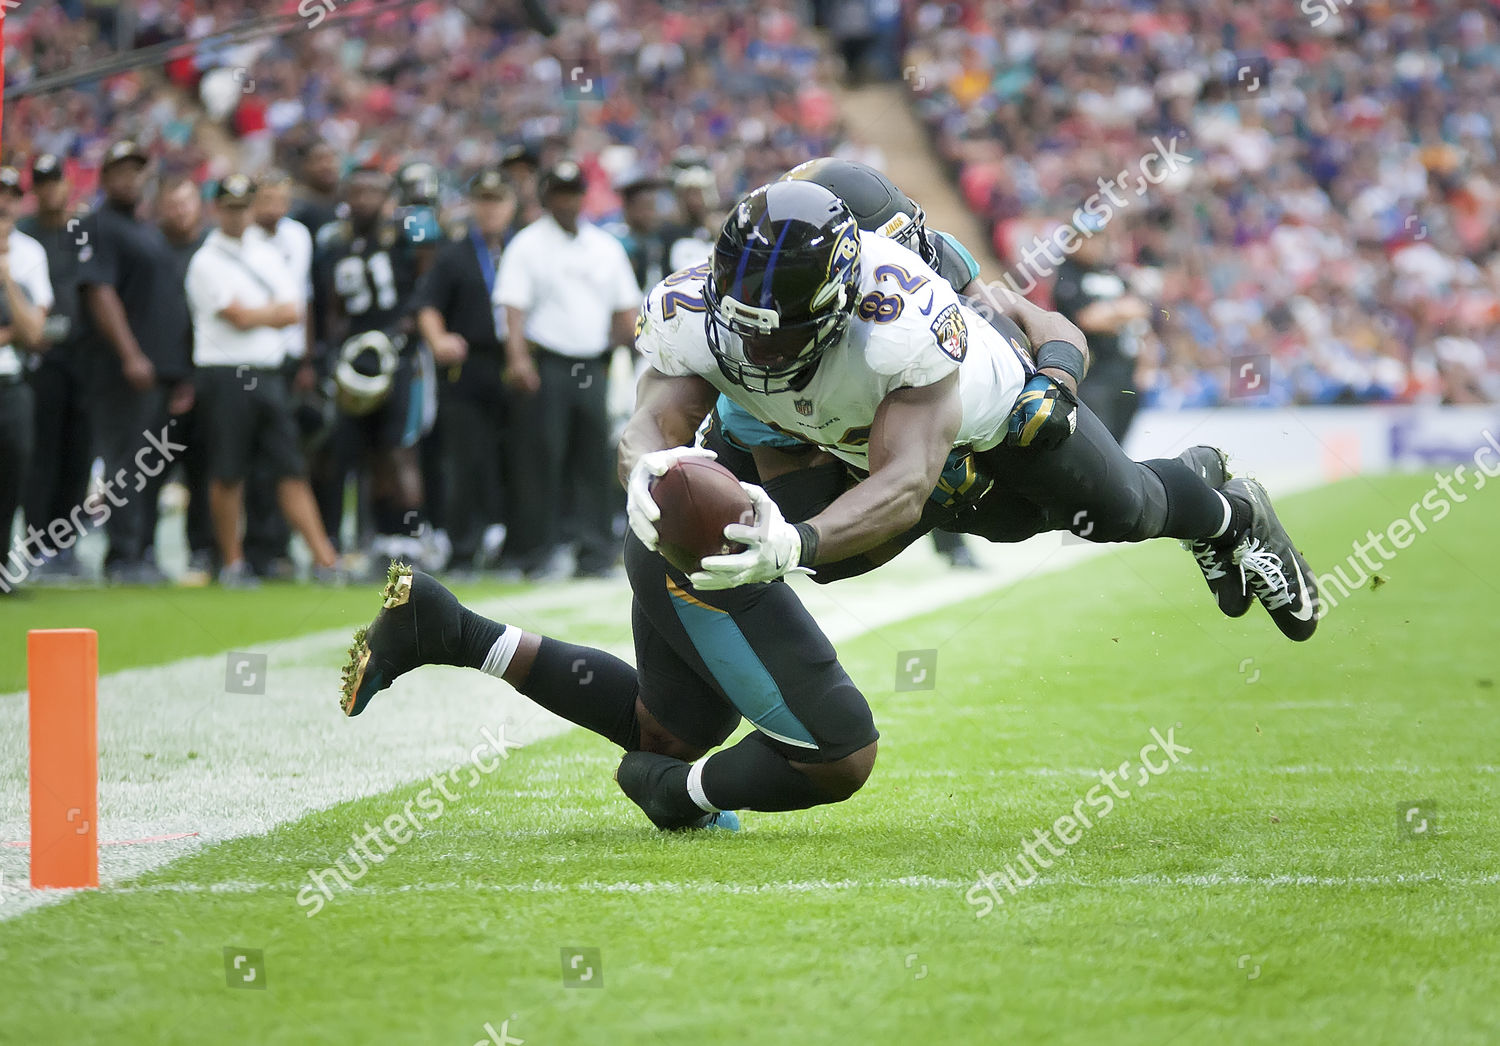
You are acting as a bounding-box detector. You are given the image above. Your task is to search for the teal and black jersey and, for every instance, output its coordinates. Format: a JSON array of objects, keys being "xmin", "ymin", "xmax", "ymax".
[
  {"xmin": 314, "ymin": 219, "xmax": 420, "ymax": 340},
  {"xmin": 928, "ymin": 229, "xmax": 982, "ymax": 293}
]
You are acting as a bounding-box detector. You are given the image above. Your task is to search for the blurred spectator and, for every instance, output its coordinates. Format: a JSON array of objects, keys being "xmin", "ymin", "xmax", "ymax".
[
  {"xmin": 1053, "ymin": 217, "xmax": 1154, "ymax": 441},
  {"xmin": 414, "ymin": 167, "xmax": 516, "ymax": 575},
  {"xmin": 500, "ymin": 144, "xmax": 544, "ymax": 231},
  {"xmin": 830, "ymin": 0, "xmax": 877, "ymax": 85},
  {"xmin": 610, "ymin": 171, "xmax": 673, "ymax": 294},
  {"xmin": 77, "ymin": 141, "xmax": 190, "ymax": 585},
  {"xmin": 290, "ymin": 143, "xmax": 343, "ymax": 239},
  {"xmin": 20, "ymin": 155, "xmax": 92, "ymax": 584},
  {"xmin": 184, "ymin": 175, "xmax": 341, "ymax": 587},
  {"xmin": 663, "ymin": 165, "xmax": 720, "ymax": 272},
  {"xmin": 497, "ymin": 160, "xmax": 640, "ymax": 579},
  {"xmin": 154, "ymin": 173, "xmax": 214, "ymax": 582},
  {"xmin": 0, "ymin": 166, "xmax": 55, "ymax": 593}
]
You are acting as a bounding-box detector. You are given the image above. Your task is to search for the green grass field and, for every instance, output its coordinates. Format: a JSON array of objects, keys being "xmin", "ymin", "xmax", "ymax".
[{"xmin": 2, "ymin": 473, "xmax": 1497, "ymax": 1044}]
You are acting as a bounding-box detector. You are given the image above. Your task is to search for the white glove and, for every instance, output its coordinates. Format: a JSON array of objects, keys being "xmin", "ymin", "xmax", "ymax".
[
  {"xmin": 689, "ymin": 482, "xmax": 809, "ymax": 590},
  {"xmin": 625, "ymin": 445, "xmax": 719, "ymax": 550}
]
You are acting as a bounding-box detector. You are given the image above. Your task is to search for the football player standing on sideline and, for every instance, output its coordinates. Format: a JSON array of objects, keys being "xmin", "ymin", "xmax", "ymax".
[
  {"xmin": 312, "ymin": 165, "xmax": 429, "ymax": 574},
  {"xmin": 495, "ymin": 160, "xmax": 640, "ymax": 579}
]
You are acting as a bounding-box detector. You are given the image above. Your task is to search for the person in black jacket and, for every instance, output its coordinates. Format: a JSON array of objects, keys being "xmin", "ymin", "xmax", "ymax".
[
  {"xmin": 412, "ymin": 168, "xmax": 516, "ymax": 574},
  {"xmin": 1052, "ymin": 219, "xmax": 1152, "ymax": 443},
  {"xmin": 76, "ymin": 142, "xmax": 195, "ymax": 584},
  {"xmin": 19, "ymin": 155, "xmax": 91, "ymax": 583}
]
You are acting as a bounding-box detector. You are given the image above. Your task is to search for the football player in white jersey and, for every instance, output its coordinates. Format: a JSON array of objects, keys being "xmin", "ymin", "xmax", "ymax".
[
  {"xmin": 624, "ymin": 178, "xmax": 1319, "ymax": 636},
  {"xmin": 340, "ymin": 179, "xmax": 1320, "ymax": 838}
]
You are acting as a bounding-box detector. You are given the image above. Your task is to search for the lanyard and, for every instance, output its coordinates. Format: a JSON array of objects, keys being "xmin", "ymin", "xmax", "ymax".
[{"xmin": 470, "ymin": 226, "xmax": 498, "ymax": 293}]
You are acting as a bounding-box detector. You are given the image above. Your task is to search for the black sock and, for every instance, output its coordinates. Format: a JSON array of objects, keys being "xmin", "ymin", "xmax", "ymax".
[
  {"xmin": 1211, "ymin": 492, "xmax": 1252, "ymax": 550},
  {"xmin": 450, "ymin": 604, "xmax": 505, "ymax": 668},
  {"xmin": 1141, "ymin": 458, "xmax": 1234, "ymax": 540},
  {"xmin": 699, "ymin": 732, "xmax": 837, "ymax": 812},
  {"xmin": 510, "ymin": 637, "xmax": 641, "ymax": 750}
]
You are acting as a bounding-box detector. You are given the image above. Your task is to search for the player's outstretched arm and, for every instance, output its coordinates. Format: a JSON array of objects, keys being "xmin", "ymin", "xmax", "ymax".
[{"xmin": 800, "ymin": 372, "xmax": 963, "ymax": 566}]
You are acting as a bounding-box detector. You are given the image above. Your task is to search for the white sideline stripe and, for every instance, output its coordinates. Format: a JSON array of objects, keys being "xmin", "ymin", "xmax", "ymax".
[
  {"xmin": 893, "ymin": 765, "xmax": 1500, "ymax": 777},
  {"xmin": 70, "ymin": 870, "xmax": 1500, "ymax": 899},
  {"xmin": 0, "ymin": 533, "xmax": 1111, "ymax": 921}
]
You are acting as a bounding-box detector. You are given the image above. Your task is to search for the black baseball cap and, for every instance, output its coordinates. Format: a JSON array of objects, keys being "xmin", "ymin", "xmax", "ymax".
[
  {"xmin": 31, "ymin": 154, "xmax": 64, "ymax": 183},
  {"xmin": 346, "ymin": 163, "xmax": 391, "ymax": 189},
  {"xmin": 215, "ymin": 173, "xmax": 256, "ymax": 205},
  {"xmin": 102, "ymin": 140, "xmax": 148, "ymax": 170},
  {"xmin": 500, "ymin": 143, "xmax": 540, "ymax": 169},
  {"xmin": 615, "ymin": 169, "xmax": 667, "ymax": 199},
  {"xmin": 539, "ymin": 160, "xmax": 585, "ymax": 196},
  {"xmin": 467, "ymin": 166, "xmax": 511, "ymax": 199},
  {"xmin": 0, "ymin": 167, "xmax": 22, "ymax": 196}
]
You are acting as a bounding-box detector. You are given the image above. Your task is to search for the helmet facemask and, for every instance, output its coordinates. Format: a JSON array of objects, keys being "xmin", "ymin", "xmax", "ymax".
[
  {"xmin": 705, "ymin": 278, "xmax": 855, "ymax": 394},
  {"xmin": 704, "ymin": 204, "xmax": 861, "ymax": 395}
]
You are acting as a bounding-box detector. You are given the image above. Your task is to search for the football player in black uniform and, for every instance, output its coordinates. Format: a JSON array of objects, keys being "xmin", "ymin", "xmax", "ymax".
[
  {"xmin": 696, "ymin": 162, "xmax": 1290, "ymax": 630},
  {"xmin": 313, "ymin": 165, "xmax": 431, "ymax": 572}
]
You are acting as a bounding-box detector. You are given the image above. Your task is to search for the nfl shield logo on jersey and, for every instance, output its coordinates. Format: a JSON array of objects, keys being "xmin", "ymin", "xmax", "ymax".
[
  {"xmin": 929, "ymin": 304, "xmax": 968, "ymax": 362},
  {"xmin": 794, "ymin": 398, "xmax": 814, "ymax": 416}
]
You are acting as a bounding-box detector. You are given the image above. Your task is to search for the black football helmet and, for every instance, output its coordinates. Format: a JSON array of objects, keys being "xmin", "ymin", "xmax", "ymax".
[
  {"xmin": 782, "ymin": 157, "xmax": 934, "ymax": 268},
  {"xmin": 704, "ymin": 180, "xmax": 861, "ymax": 394}
]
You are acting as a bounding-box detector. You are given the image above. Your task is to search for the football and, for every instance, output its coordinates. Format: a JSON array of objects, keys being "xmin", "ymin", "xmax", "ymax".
[{"xmin": 650, "ymin": 457, "xmax": 756, "ymax": 574}]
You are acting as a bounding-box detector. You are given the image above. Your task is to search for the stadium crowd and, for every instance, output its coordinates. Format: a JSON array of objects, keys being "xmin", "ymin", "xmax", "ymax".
[
  {"xmin": 903, "ymin": 0, "xmax": 1500, "ymax": 408},
  {"xmin": 4, "ymin": 0, "xmax": 1498, "ymax": 592}
]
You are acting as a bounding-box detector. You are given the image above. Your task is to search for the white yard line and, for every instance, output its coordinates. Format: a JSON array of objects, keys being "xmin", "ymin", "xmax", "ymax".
[
  {"xmin": 0, "ymin": 534, "xmax": 1103, "ymax": 920},
  {"xmin": 68, "ymin": 870, "xmax": 1500, "ymax": 899}
]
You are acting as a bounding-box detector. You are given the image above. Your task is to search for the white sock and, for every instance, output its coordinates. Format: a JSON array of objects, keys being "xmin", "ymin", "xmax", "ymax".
[
  {"xmin": 686, "ymin": 757, "xmax": 719, "ymax": 813},
  {"xmin": 479, "ymin": 627, "xmax": 522, "ymax": 679},
  {"xmin": 1208, "ymin": 491, "xmax": 1233, "ymax": 540}
]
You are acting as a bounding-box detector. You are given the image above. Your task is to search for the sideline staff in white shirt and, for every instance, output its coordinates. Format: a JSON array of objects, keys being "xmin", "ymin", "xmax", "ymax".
[
  {"xmin": 494, "ymin": 160, "xmax": 640, "ymax": 578},
  {"xmin": 0, "ymin": 165, "xmax": 53, "ymax": 584},
  {"xmin": 243, "ymin": 169, "xmax": 317, "ymax": 574},
  {"xmin": 184, "ymin": 174, "xmax": 341, "ymax": 587},
  {"xmin": 249, "ymin": 169, "xmax": 315, "ymax": 379}
]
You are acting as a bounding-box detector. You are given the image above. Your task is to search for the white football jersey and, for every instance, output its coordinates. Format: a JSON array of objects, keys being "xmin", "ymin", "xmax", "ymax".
[{"xmin": 636, "ymin": 233, "xmax": 1028, "ymax": 471}]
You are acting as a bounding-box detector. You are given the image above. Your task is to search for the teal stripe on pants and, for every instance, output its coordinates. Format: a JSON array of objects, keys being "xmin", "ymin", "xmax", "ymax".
[{"xmin": 667, "ymin": 588, "xmax": 818, "ymax": 749}]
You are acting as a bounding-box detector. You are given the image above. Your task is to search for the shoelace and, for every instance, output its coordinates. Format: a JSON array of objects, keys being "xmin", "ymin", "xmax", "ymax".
[
  {"xmin": 1183, "ymin": 540, "xmax": 1228, "ymax": 581},
  {"xmin": 1235, "ymin": 538, "xmax": 1293, "ymax": 610}
]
